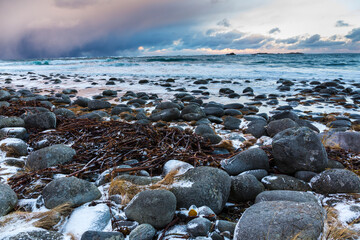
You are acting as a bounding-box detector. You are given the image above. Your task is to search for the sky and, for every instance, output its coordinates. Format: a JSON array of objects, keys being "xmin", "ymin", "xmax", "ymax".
[{"xmin": 0, "ymin": 0, "xmax": 360, "ymax": 59}]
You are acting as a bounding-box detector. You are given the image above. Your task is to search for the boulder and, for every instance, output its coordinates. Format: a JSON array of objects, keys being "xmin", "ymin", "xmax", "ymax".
[
  {"xmin": 24, "ymin": 112, "xmax": 56, "ymax": 130},
  {"xmin": 81, "ymin": 231, "xmax": 124, "ymax": 240},
  {"xmin": 255, "ymin": 190, "xmax": 318, "ymax": 204},
  {"xmin": 266, "ymin": 118, "xmax": 299, "ymax": 137},
  {"xmin": 0, "ymin": 127, "xmax": 27, "ymax": 139},
  {"xmin": 272, "ymin": 127, "xmax": 328, "ymax": 174},
  {"xmin": 320, "ymin": 131, "xmax": 360, "ymax": 153},
  {"xmin": 245, "ymin": 119, "xmax": 267, "ymax": 138},
  {"xmin": 221, "ymin": 148, "xmax": 269, "ymax": 175},
  {"xmin": 170, "ymin": 167, "xmax": 231, "ymax": 214},
  {"xmin": 310, "ymin": 169, "xmax": 360, "ymax": 194},
  {"xmin": 0, "ymin": 183, "xmax": 18, "ymax": 216},
  {"xmin": 233, "ymin": 201, "xmax": 325, "ymax": 240},
  {"xmin": 261, "ymin": 175, "xmax": 311, "ymax": 191},
  {"xmin": 8, "ymin": 231, "xmax": 64, "ymax": 240},
  {"xmin": 230, "ymin": 174, "xmax": 264, "ymax": 202},
  {"xmin": 186, "ymin": 217, "xmax": 212, "ymax": 237},
  {"xmin": 125, "ymin": 190, "xmax": 176, "ymax": 229},
  {"xmin": 0, "ymin": 117, "xmax": 25, "ymax": 128},
  {"xmin": 129, "ymin": 224, "xmax": 156, "ymax": 240},
  {"xmin": 26, "ymin": 144, "xmax": 76, "ymax": 171},
  {"xmin": 87, "ymin": 100, "xmax": 111, "ymax": 110},
  {"xmin": 42, "ymin": 176, "xmax": 101, "ymax": 209},
  {"xmin": 224, "ymin": 116, "xmax": 241, "ymax": 130},
  {"xmin": 0, "ymin": 138, "xmax": 27, "ymax": 157},
  {"xmin": 150, "ymin": 108, "xmax": 180, "ymax": 122},
  {"xmin": 53, "ymin": 108, "xmax": 76, "ymax": 118}
]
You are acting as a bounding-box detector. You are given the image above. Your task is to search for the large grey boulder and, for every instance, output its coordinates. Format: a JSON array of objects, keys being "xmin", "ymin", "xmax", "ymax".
[
  {"xmin": 0, "ymin": 183, "xmax": 18, "ymax": 216},
  {"xmin": 310, "ymin": 169, "xmax": 360, "ymax": 194},
  {"xmin": 221, "ymin": 148, "xmax": 269, "ymax": 176},
  {"xmin": 255, "ymin": 190, "xmax": 318, "ymax": 204},
  {"xmin": 170, "ymin": 166, "xmax": 231, "ymax": 214},
  {"xmin": 233, "ymin": 201, "xmax": 325, "ymax": 240},
  {"xmin": 24, "ymin": 112, "xmax": 56, "ymax": 130},
  {"xmin": 125, "ymin": 190, "xmax": 176, "ymax": 229},
  {"xmin": 272, "ymin": 127, "xmax": 328, "ymax": 174},
  {"xmin": 230, "ymin": 174, "xmax": 264, "ymax": 202},
  {"xmin": 261, "ymin": 175, "xmax": 311, "ymax": 191},
  {"xmin": 320, "ymin": 131, "xmax": 360, "ymax": 153},
  {"xmin": 26, "ymin": 144, "xmax": 76, "ymax": 171},
  {"xmin": 42, "ymin": 176, "xmax": 101, "ymax": 209}
]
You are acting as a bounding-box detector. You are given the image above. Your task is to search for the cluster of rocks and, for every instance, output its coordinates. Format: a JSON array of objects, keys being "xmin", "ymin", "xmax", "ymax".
[{"xmin": 0, "ymin": 81, "xmax": 359, "ymax": 240}]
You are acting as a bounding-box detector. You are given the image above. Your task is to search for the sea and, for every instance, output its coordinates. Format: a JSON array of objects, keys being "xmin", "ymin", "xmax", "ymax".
[{"xmin": 0, "ymin": 53, "xmax": 359, "ymax": 82}]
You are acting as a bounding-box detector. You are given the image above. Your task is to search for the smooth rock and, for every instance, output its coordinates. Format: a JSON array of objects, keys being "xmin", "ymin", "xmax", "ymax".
[
  {"xmin": 0, "ymin": 183, "xmax": 18, "ymax": 216},
  {"xmin": 310, "ymin": 169, "xmax": 360, "ymax": 194},
  {"xmin": 8, "ymin": 231, "xmax": 64, "ymax": 240},
  {"xmin": 42, "ymin": 176, "xmax": 101, "ymax": 208},
  {"xmin": 24, "ymin": 112, "xmax": 56, "ymax": 130},
  {"xmin": 223, "ymin": 116, "xmax": 241, "ymax": 130},
  {"xmin": 170, "ymin": 167, "xmax": 231, "ymax": 214},
  {"xmin": 187, "ymin": 217, "xmax": 212, "ymax": 237},
  {"xmin": 233, "ymin": 201, "xmax": 325, "ymax": 240},
  {"xmin": 272, "ymin": 127, "xmax": 328, "ymax": 174},
  {"xmin": 81, "ymin": 231, "xmax": 124, "ymax": 240},
  {"xmin": 26, "ymin": 144, "xmax": 76, "ymax": 171},
  {"xmin": 266, "ymin": 118, "xmax": 299, "ymax": 137},
  {"xmin": 0, "ymin": 138, "xmax": 27, "ymax": 157},
  {"xmin": 320, "ymin": 131, "xmax": 360, "ymax": 153},
  {"xmin": 261, "ymin": 175, "xmax": 311, "ymax": 191},
  {"xmin": 230, "ymin": 174, "xmax": 264, "ymax": 202},
  {"xmin": 125, "ymin": 190, "xmax": 176, "ymax": 229},
  {"xmin": 255, "ymin": 190, "xmax": 318, "ymax": 204},
  {"xmin": 221, "ymin": 148, "xmax": 269, "ymax": 176},
  {"xmin": 0, "ymin": 117, "xmax": 25, "ymax": 128},
  {"xmin": 129, "ymin": 224, "xmax": 156, "ymax": 240},
  {"xmin": 245, "ymin": 119, "xmax": 267, "ymax": 138}
]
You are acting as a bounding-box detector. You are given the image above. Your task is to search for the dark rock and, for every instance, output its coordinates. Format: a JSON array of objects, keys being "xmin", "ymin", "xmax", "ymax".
[
  {"xmin": 186, "ymin": 217, "xmax": 212, "ymax": 237},
  {"xmin": 310, "ymin": 169, "xmax": 360, "ymax": 194},
  {"xmin": 88, "ymin": 100, "xmax": 111, "ymax": 110},
  {"xmin": 53, "ymin": 108, "xmax": 76, "ymax": 118},
  {"xmin": 195, "ymin": 124, "xmax": 215, "ymax": 135},
  {"xmin": 24, "ymin": 112, "xmax": 56, "ymax": 130},
  {"xmin": 181, "ymin": 104, "xmax": 205, "ymax": 121},
  {"xmin": 224, "ymin": 116, "xmax": 241, "ymax": 130},
  {"xmin": 204, "ymin": 107, "xmax": 225, "ymax": 117},
  {"xmin": 150, "ymin": 108, "xmax": 180, "ymax": 122},
  {"xmin": 8, "ymin": 230, "xmax": 64, "ymax": 240},
  {"xmin": 272, "ymin": 127, "xmax": 328, "ymax": 174},
  {"xmin": 243, "ymin": 87, "xmax": 253, "ymax": 93},
  {"xmin": 26, "ymin": 144, "xmax": 76, "ymax": 171},
  {"xmin": 170, "ymin": 167, "xmax": 231, "ymax": 214},
  {"xmin": 0, "ymin": 183, "xmax": 18, "ymax": 216},
  {"xmin": 233, "ymin": 201, "xmax": 325, "ymax": 240},
  {"xmin": 42, "ymin": 176, "xmax": 101, "ymax": 208},
  {"xmin": 327, "ymin": 159, "xmax": 345, "ymax": 169},
  {"xmin": 74, "ymin": 97, "xmax": 91, "ymax": 107},
  {"xmin": 0, "ymin": 90, "xmax": 11, "ymax": 101},
  {"xmin": 266, "ymin": 118, "xmax": 299, "ymax": 137},
  {"xmin": 221, "ymin": 148, "xmax": 269, "ymax": 175},
  {"xmin": 328, "ymin": 119, "xmax": 351, "ymax": 129},
  {"xmin": 207, "ymin": 116, "xmax": 223, "ymax": 124},
  {"xmin": 0, "ymin": 117, "xmax": 25, "ymax": 128},
  {"xmin": 202, "ymin": 133, "xmax": 222, "ymax": 144},
  {"xmin": 294, "ymin": 171, "xmax": 318, "ymax": 182},
  {"xmin": 81, "ymin": 231, "xmax": 124, "ymax": 240},
  {"xmin": 224, "ymin": 103, "xmax": 244, "ymax": 109},
  {"xmin": 102, "ymin": 90, "xmax": 117, "ymax": 97},
  {"xmin": 111, "ymin": 106, "xmax": 132, "ymax": 115},
  {"xmin": 239, "ymin": 169, "xmax": 268, "ymax": 180},
  {"xmin": 129, "ymin": 224, "xmax": 156, "ymax": 240},
  {"xmin": 216, "ymin": 220, "xmax": 236, "ymax": 235},
  {"xmin": 156, "ymin": 101, "xmax": 181, "ymax": 110},
  {"xmin": 125, "ymin": 190, "xmax": 176, "ymax": 229},
  {"xmin": 245, "ymin": 119, "xmax": 267, "ymax": 138},
  {"xmin": 230, "ymin": 174, "xmax": 264, "ymax": 202},
  {"xmin": 255, "ymin": 190, "xmax": 318, "ymax": 204},
  {"xmin": 261, "ymin": 175, "xmax": 311, "ymax": 191},
  {"xmin": 224, "ymin": 109, "xmax": 242, "ymax": 116}
]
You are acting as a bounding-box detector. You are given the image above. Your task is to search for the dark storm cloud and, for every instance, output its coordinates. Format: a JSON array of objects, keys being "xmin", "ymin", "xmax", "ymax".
[
  {"xmin": 335, "ymin": 20, "xmax": 350, "ymax": 27},
  {"xmin": 269, "ymin": 27, "xmax": 280, "ymax": 34},
  {"xmin": 346, "ymin": 28, "xmax": 360, "ymax": 42}
]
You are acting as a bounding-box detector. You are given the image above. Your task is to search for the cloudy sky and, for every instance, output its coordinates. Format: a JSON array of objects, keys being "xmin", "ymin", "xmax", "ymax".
[{"xmin": 0, "ymin": 0, "xmax": 360, "ymax": 59}]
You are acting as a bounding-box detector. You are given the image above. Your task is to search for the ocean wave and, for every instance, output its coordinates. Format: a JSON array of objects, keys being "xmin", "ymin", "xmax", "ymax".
[
  {"xmin": 146, "ymin": 57, "xmax": 199, "ymax": 62},
  {"xmin": 33, "ymin": 61, "xmax": 50, "ymax": 65}
]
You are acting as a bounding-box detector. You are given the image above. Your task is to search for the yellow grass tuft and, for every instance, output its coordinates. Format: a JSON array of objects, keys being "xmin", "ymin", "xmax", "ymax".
[
  {"xmin": 109, "ymin": 169, "xmax": 179, "ymax": 205},
  {"xmin": 323, "ymin": 207, "xmax": 358, "ymax": 240}
]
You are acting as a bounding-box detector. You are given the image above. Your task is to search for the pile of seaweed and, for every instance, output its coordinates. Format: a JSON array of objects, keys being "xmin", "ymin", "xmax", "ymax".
[{"xmin": 8, "ymin": 117, "xmax": 225, "ymax": 198}]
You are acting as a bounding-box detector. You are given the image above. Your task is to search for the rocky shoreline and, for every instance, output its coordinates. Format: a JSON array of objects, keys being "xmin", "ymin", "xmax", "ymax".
[{"xmin": 0, "ymin": 72, "xmax": 360, "ymax": 240}]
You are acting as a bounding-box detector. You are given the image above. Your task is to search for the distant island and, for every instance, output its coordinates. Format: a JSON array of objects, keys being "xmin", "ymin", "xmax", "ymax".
[
  {"xmin": 226, "ymin": 52, "xmax": 236, "ymax": 56},
  {"xmin": 253, "ymin": 52, "xmax": 304, "ymax": 55}
]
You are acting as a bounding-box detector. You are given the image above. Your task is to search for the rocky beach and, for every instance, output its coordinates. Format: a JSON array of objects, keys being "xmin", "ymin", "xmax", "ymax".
[{"xmin": 0, "ymin": 54, "xmax": 360, "ymax": 240}]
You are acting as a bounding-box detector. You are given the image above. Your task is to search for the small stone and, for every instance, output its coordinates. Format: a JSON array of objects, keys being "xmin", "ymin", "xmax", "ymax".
[
  {"xmin": 0, "ymin": 183, "xmax": 18, "ymax": 216},
  {"xmin": 187, "ymin": 217, "xmax": 212, "ymax": 237},
  {"xmin": 129, "ymin": 224, "xmax": 156, "ymax": 240}
]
